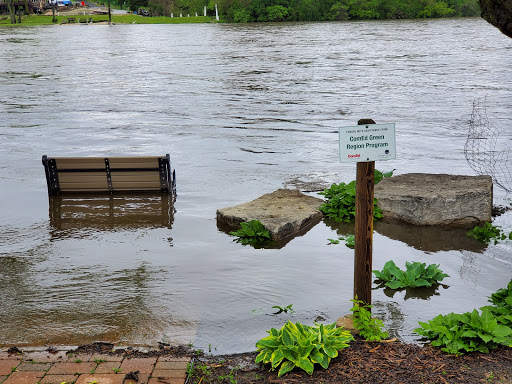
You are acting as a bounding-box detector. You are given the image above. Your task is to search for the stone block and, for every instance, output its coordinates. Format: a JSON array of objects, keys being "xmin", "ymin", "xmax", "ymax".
[
  {"xmin": 375, "ymin": 174, "xmax": 492, "ymax": 226},
  {"xmin": 216, "ymin": 189, "xmax": 324, "ymax": 242}
]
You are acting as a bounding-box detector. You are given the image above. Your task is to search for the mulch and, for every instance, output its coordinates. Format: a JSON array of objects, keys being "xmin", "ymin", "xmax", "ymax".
[{"xmin": 187, "ymin": 337, "xmax": 512, "ymax": 384}]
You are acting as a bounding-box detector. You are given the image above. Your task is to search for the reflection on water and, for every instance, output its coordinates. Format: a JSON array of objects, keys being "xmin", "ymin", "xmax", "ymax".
[
  {"xmin": 49, "ymin": 194, "xmax": 175, "ymax": 239},
  {"xmin": 374, "ymin": 219, "xmax": 487, "ymax": 253},
  {"xmin": 376, "ymin": 283, "xmax": 450, "ymax": 300},
  {"xmin": 324, "ymin": 218, "xmax": 486, "ymax": 253}
]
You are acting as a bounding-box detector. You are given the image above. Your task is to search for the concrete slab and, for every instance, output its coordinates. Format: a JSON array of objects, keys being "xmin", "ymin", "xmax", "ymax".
[
  {"xmin": 375, "ymin": 174, "xmax": 492, "ymax": 226},
  {"xmin": 217, "ymin": 189, "xmax": 324, "ymax": 242}
]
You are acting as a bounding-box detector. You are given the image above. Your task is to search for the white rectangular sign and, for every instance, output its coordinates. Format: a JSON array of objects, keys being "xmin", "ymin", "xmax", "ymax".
[{"xmin": 339, "ymin": 123, "xmax": 396, "ymax": 163}]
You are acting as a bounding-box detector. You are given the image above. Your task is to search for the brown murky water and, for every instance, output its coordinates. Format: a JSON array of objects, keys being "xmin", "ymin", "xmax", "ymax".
[{"xmin": 0, "ymin": 18, "xmax": 511, "ymax": 354}]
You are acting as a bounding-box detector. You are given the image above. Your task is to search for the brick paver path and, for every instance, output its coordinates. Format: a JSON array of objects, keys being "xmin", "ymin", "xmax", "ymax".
[{"xmin": 0, "ymin": 349, "xmax": 191, "ymax": 384}]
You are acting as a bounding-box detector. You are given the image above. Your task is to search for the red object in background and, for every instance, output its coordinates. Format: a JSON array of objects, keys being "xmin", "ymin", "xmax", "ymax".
[{"xmin": 81, "ymin": 1, "xmax": 85, "ymax": 5}]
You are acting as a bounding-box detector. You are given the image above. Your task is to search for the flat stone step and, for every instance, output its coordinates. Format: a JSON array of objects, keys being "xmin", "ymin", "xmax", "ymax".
[
  {"xmin": 216, "ymin": 189, "xmax": 324, "ymax": 242},
  {"xmin": 375, "ymin": 173, "xmax": 492, "ymax": 226}
]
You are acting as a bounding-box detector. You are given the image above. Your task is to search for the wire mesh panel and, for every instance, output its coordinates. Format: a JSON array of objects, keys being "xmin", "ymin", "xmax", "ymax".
[{"xmin": 464, "ymin": 98, "xmax": 512, "ymax": 193}]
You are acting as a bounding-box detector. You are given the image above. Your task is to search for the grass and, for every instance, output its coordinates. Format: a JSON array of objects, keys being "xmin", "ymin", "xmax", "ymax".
[{"xmin": 0, "ymin": 14, "xmax": 216, "ymax": 26}]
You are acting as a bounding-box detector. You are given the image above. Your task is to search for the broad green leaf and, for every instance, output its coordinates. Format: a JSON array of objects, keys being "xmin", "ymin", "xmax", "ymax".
[
  {"xmin": 277, "ymin": 361, "xmax": 295, "ymax": 377},
  {"xmin": 410, "ymin": 278, "xmax": 432, "ymax": 288},
  {"xmin": 309, "ymin": 348, "xmax": 324, "ymax": 364},
  {"xmin": 296, "ymin": 357, "xmax": 314, "ymax": 375},
  {"xmin": 270, "ymin": 349, "xmax": 285, "ymax": 369},
  {"xmin": 385, "ymin": 280, "xmax": 406, "ymax": 290},
  {"xmin": 282, "ymin": 328, "xmax": 294, "ymax": 347},
  {"xmin": 256, "ymin": 336, "xmax": 280, "ymax": 349},
  {"xmin": 492, "ymin": 324, "xmax": 512, "ymax": 338},
  {"xmin": 255, "ymin": 350, "xmax": 266, "ymax": 363},
  {"xmin": 318, "ymin": 353, "xmax": 330, "ymax": 369}
]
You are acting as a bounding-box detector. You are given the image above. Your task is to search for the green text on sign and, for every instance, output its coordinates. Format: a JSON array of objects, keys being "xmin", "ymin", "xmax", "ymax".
[{"xmin": 339, "ymin": 123, "xmax": 396, "ymax": 163}]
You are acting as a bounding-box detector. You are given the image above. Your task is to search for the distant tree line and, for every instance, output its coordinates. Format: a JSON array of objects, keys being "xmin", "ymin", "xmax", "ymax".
[{"xmin": 107, "ymin": 0, "xmax": 481, "ymax": 21}]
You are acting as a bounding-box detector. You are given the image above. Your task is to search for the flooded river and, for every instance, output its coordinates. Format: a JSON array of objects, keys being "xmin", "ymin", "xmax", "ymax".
[{"xmin": 0, "ymin": 18, "xmax": 511, "ymax": 354}]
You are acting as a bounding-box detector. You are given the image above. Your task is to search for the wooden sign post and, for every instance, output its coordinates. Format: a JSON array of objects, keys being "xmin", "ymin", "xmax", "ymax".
[
  {"xmin": 338, "ymin": 118, "xmax": 395, "ymax": 308},
  {"xmin": 354, "ymin": 118, "xmax": 376, "ymax": 307}
]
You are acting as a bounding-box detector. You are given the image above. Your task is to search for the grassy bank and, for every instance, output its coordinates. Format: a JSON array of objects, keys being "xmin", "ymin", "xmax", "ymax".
[{"xmin": 0, "ymin": 14, "xmax": 215, "ymax": 26}]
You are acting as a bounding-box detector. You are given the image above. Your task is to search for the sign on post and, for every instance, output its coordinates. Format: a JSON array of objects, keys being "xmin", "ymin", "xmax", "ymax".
[
  {"xmin": 339, "ymin": 123, "xmax": 396, "ymax": 163},
  {"xmin": 339, "ymin": 121, "xmax": 396, "ymax": 308}
]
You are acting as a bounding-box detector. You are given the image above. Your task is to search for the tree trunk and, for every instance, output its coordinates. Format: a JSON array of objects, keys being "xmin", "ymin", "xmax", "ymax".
[
  {"xmin": 479, "ymin": 0, "xmax": 512, "ymax": 38},
  {"xmin": 8, "ymin": 0, "xmax": 16, "ymax": 23}
]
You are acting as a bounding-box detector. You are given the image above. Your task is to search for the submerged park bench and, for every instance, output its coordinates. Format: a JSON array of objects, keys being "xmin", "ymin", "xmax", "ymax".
[{"xmin": 42, "ymin": 154, "xmax": 176, "ymax": 196}]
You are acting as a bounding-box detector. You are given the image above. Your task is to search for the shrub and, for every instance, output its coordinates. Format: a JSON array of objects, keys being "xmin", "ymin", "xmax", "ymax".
[{"xmin": 255, "ymin": 320, "xmax": 353, "ymax": 376}]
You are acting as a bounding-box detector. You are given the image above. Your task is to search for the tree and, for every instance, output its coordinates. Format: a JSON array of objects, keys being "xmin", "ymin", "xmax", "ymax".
[
  {"xmin": 479, "ymin": 0, "xmax": 512, "ymax": 38},
  {"xmin": 7, "ymin": 0, "xmax": 17, "ymax": 24}
]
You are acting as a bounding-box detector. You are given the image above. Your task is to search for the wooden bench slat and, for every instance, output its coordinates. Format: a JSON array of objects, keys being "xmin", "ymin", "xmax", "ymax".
[
  {"xmin": 111, "ymin": 173, "xmax": 160, "ymax": 182},
  {"xmin": 42, "ymin": 154, "xmax": 175, "ymax": 195},
  {"xmin": 60, "ymin": 182, "xmax": 109, "ymax": 190},
  {"xmin": 56, "ymin": 160, "xmax": 106, "ymax": 170},
  {"xmin": 59, "ymin": 174, "xmax": 109, "ymax": 183}
]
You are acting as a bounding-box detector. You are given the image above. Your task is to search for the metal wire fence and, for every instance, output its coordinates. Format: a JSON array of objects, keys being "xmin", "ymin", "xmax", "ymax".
[{"xmin": 464, "ymin": 98, "xmax": 512, "ymax": 193}]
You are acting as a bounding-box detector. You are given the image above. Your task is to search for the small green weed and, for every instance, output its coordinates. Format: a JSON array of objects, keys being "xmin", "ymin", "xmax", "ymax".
[
  {"xmin": 112, "ymin": 367, "xmax": 122, "ymax": 374},
  {"xmin": 272, "ymin": 304, "xmax": 295, "ymax": 314},
  {"xmin": 229, "ymin": 220, "xmax": 272, "ymax": 245},
  {"xmin": 11, "ymin": 366, "xmax": 18, "ymax": 372},
  {"xmin": 93, "ymin": 358, "xmax": 105, "ymax": 364},
  {"xmin": 186, "ymin": 362, "xmax": 194, "ymax": 377},
  {"xmin": 74, "ymin": 358, "xmax": 82, "ymax": 363},
  {"xmin": 467, "ymin": 222, "xmax": 511, "ymax": 244},
  {"xmin": 219, "ymin": 367, "xmax": 238, "ymax": 383},
  {"xmin": 350, "ymin": 298, "xmax": 389, "ymax": 341},
  {"xmin": 327, "ymin": 235, "xmax": 355, "ymax": 248}
]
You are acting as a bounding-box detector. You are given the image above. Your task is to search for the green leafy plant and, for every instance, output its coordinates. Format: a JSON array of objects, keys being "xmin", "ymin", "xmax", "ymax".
[
  {"xmin": 415, "ymin": 309, "xmax": 512, "ymax": 355},
  {"xmin": 467, "ymin": 222, "xmax": 511, "ymax": 244},
  {"xmin": 229, "ymin": 220, "xmax": 272, "ymax": 245},
  {"xmin": 374, "ymin": 169, "xmax": 394, "ymax": 184},
  {"xmin": 342, "ymin": 234, "xmax": 355, "ymax": 249},
  {"xmin": 318, "ymin": 169, "xmax": 393, "ymax": 223},
  {"xmin": 327, "ymin": 235, "xmax": 355, "ymax": 248},
  {"xmin": 255, "ymin": 320, "xmax": 353, "ymax": 377},
  {"xmin": 219, "ymin": 367, "xmax": 238, "ymax": 384},
  {"xmin": 350, "ymin": 298, "xmax": 389, "ymax": 341},
  {"xmin": 373, "ymin": 260, "xmax": 449, "ymax": 289},
  {"xmin": 272, "ymin": 304, "xmax": 295, "ymax": 314},
  {"xmin": 481, "ymin": 280, "xmax": 512, "ymax": 327},
  {"xmin": 112, "ymin": 367, "xmax": 122, "ymax": 374}
]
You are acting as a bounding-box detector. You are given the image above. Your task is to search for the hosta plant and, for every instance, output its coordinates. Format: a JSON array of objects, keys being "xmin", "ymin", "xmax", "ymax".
[
  {"xmin": 229, "ymin": 220, "xmax": 272, "ymax": 245},
  {"xmin": 318, "ymin": 169, "xmax": 392, "ymax": 223},
  {"xmin": 255, "ymin": 320, "xmax": 353, "ymax": 377},
  {"xmin": 481, "ymin": 280, "xmax": 512, "ymax": 327},
  {"xmin": 373, "ymin": 260, "xmax": 449, "ymax": 289},
  {"xmin": 415, "ymin": 280, "xmax": 512, "ymax": 355},
  {"xmin": 415, "ymin": 308, "xmax": 512, "ymax": 355},
  {"xmin": 350, "ymin": 299, "xmax": 389, "ymax": 342}
]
